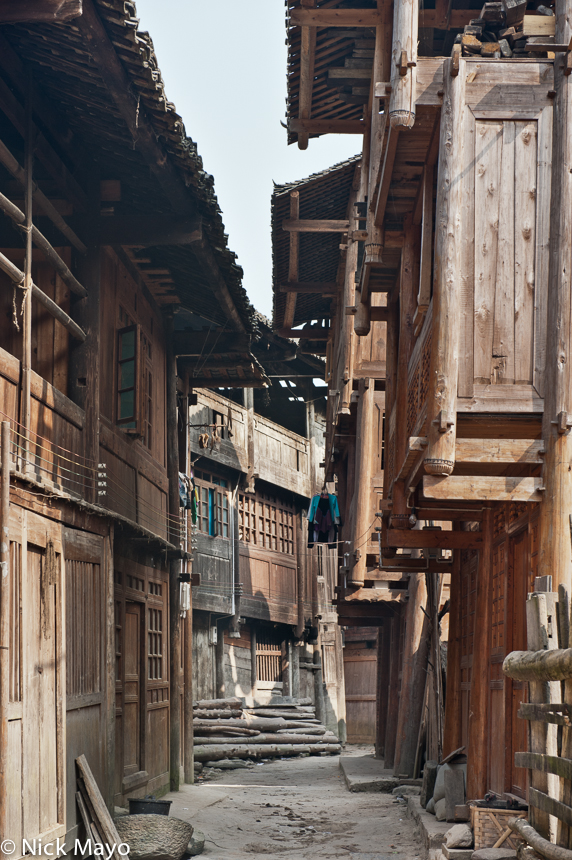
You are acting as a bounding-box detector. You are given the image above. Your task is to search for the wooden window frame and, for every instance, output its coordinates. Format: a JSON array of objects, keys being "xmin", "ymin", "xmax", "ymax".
[
  {"xmin": 195, "ymin": 471, "xmax": 230, "ymax": 539},
  {"xmin": 238, "ymin": 491, "xmax": 295, "ymax": 556},
  {"xmin": 117, "ymin": 324, "xmax": 141, "ymax": 433}
]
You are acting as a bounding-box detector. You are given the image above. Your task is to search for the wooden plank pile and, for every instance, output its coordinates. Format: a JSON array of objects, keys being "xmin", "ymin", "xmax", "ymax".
[
  {"xmin": 453, "ymin": 1, "xmax": 556, "ymax": 59},
  {"xmin": 75, "ymin": 755, "xmax": 124, "ymax": 859},
  {"xmin": 193, "ymin": 696, "xmax": 341, "ymax": 764}
]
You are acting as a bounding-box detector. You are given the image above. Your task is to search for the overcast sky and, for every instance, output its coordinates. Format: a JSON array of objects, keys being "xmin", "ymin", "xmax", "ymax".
[{"xmin": 135, "ymin": 0, "xmax": 359, "ymax": 319}]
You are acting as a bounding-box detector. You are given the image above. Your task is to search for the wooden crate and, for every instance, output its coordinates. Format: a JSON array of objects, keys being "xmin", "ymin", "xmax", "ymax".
[{"xmin": 470, "ymin": 806, "xmax": 527, "ymax": 851}]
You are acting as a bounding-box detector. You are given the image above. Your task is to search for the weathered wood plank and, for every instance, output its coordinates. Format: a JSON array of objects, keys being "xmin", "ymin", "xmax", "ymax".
[
  {"xmin": 492, "ymin": 121, "xmax": 515, "ymax": 385},
  {"xmin": 533, "ymin": 105, "xmax": 552, "ymax": 397},
  {"xmin": 514, "ymin": 120, "xmax": 537, "ymax": 385},
  {"xmin": 454, "ymin": 438, "xmax": 544, "ymax": 464},
  {"xmin": 423, "ymin": 475, "xmax": 544, "ymax": 502},
  {"xmin": 504, "ymin": 648, "xmax": 572, "ymax": 682},
  {"xmin": 514, "ymin": 752, "xmax": 572, "ymax": 780},
  {"xmin": 459, "ymin": 103, "xmax": 475, "ymax": 397},
  {"xmin": 474, "ymin": 119, "xmax": 502, "ymax": 384},
  {"xmin": 529, "ymin": 787, "xmax": 572, "ymax": 828},
  {"xmin": 385, "ymin": 529, "xmax": 483, "ymax": 549}
]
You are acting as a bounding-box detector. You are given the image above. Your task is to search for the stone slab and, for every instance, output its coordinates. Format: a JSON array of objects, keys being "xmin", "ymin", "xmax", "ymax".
[
  {"xmin": 442, "ymin": 848, "xmax": 473, "ymax": 860},
  {"xmin": 339, "ymin": 755, "xmax": 400, "ymax": 793}
]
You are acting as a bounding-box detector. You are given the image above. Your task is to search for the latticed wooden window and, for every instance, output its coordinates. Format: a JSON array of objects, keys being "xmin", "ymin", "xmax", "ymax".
[
  {"xmin": 148, "ymin": 607, "xmax": 163, "ymax": 680},
  {"xmin": 256, "ymin": 632, "xmax": 282, "ymax": 683},
  {"xmin": 238, "ymin": 494, "xmax": 257, "ymax": 544},
  {"xmin": 278, "ymin": 509, "xmax": 294, "ymax": 555}
]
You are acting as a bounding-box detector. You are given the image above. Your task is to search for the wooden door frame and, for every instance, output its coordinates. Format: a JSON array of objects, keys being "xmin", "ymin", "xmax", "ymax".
[{"xmin": 118, "ymin": 594, "xmax": 148, "ymax": 794}]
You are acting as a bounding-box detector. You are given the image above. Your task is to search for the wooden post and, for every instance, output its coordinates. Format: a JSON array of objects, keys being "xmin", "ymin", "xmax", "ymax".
[
  {"xmin": 313, "ymin": 644, "xmax": 326, "ymax": 724},
  {"xmin": 20, "ymin": 76, "xmax": 33, "ymax": 473},
  {"xmin": 104, "ymin": 523, "xmax": 115, "ymax": 811},
  {"xmin": 251, "ymin": 626, "xmax": 257, "ymax": 694},
  {"xmin": 215, "ymin": 624, "xmax": 225, "ymax": 699},
  {"xmin": 442, "ymin": 547, "xmax": 463, "ymax": 757},
  {"xmin": 166, "ymin": 314, "xmax": 181, "ymax": 791},
  {"xmin": 466, "ymin": 506, "xmax": 492, "ymax": 800},
  {"xmin": 375, "ymin": 622, "xmax": 391, "ymax": 758},
  {"xmin": 538, "ymin": 0, "xmax": 572, "ymax": 595},
  {"xmin": 296, "ymin": 510, "xmax": 306, "ymax": 638},
  {"xmin": 350, "ymin": 378, "xmax": 375, "ymax": 586},
  {"xmin": 392, "ymin": 218, "xmax": 418, "ymax": 528},
  {"xmin": 384, "ymin": 610, "xmax": 402, "ymax": 768},
  {"xmin": 424, "ymin": 59, "xmax": 466, "ymax": 477},
  {"xmin": 393, "ymin": 572, "xmax": 430, "ymax": 777},
  {"xmin": 282, "ymin": 640, "xmax": 291, "ymax": 696},
  {"xmin": 0, "ymin": 422, "xmax": 11, "ymax": 839},
  {"xmin": 388, "ymin": 0, "xmax": 418, "ymax": 128},
  {"xmin": 340, "ymin": 188, "xmax": 359, "ymax": 416},
  {"xmin": 283, "ymin": 192, "xmax": 300, "ymax": 330},
  {"xmin": 183, "ymin": 590, "xmax": 194, "ymax": 784}
]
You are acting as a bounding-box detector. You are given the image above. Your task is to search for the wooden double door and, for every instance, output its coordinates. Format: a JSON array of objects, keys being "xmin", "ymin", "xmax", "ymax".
[{"xmin": 114, "ymin": 558, "xmax": 170, "ymax": 802}]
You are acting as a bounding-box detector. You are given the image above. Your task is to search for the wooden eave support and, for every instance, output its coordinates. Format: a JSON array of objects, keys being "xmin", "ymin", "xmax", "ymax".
[
  {"xmin": 0, "ymin": 250, "xmax": 86, "ymax": 341},
  {"xmin": 385, "ymin": 529, "xmax": 483, "ymax": 550},
  {"xmin": 0, "ymin": 137, "xmax": 86, "ymax": 254},
  {"xmin": 282, "ymin": 191, "xmax": 300, "ymax": 331},
  {"xmin": 0, "ymin": 191, "xmax": 86, "ymax": 297},
  {"xmin": 277, "ymin": 326, "xmax": 330, "ymax": 340},
  {"xmin": 423, "ymin": 475, "xmax": 544, "ymax": 502},
  {"xmin": 278, "ymin": 282, "xmax": 336, "ymax": 295},
  {"xmin": 297, "ymin": 0, "xmax": 317, "ymax": 150},
  {"xmin": 282, "ymin": 219, "xmax": 350, "ymax": 233},
  {"xmin": 289, "ymin": 118, "xmax": 366, "ymax": 136},
  {"xmin": 408, "ymin": 436, "xmax": 544, "ymax": 465},
  {"xmin": 289, "ymin": 8, "xmax": 382, "ymax": 27},
  {"xmin": 74, "ymin": 215, "xmax": 203, "ymax": 247},
  {"xmin": 388, "ymin": 0, "xmax": 419, "ymax": 129},
  {"xmin": 190, "ymin": 237, "xmax": 245, "ymax": 333}
]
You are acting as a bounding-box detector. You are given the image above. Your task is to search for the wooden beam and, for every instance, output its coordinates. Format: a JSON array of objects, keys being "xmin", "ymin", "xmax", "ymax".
[
  {"xmin": 173, "ymin": 331, "xmax": 250, "ymax": 356},
  {"xmin": 278, "ymin": 325, "xmax": 330, "ymax": 341},
  {"xmin": 418, "ymin": 9, "xmax": 475, "ymax": 27},
  {"xmin": 73, "ymin": 215, "xmax": 203, "ymax": 247},
  {"xmin": 297, "ymin": 1, "xmax": 317, "ymax": 150},
  {"xmin": 190, "ymin": 237, "xmax": 245, "ymax": 333},
  {"xmin": 282, "ymin": 219, "xmax": 350, "ymax": 233},
  {"xmin": 0, "ymin": 0, "xmax": 81, "ymax": 22},
  {"xmin": 373, "ymin": 126, "xmax": 399, "ymax": 227},
  {"xmin": 278, "ymin": 282, "xmax": 336, "ymax": 294},
  {"xmin": 289, "ymin": 118, "xmax": 366, "ymax": 136},
  {"xmin": 337, "ymin": 588, "xmax": 407, "ymax": 603},
  {"xmin": 423, "ymin": 475, "xmax": 544, "ymax": 502},
  {"xmin": 411, "ymin": 437, "xmax": 544, "ymax": 464},
  {"xmin": 282, "ymin": 192, "xmax": 300, "ymax": 330},
  {"xmin": 350, "ymin": 378, "xmax": 375, "ymax": 586},
  {"xmin": 385, "ymin": 529, "xmax": 483, "ymax": 550},
  {"xmin": 389, "ymin": 0, "xmax": 419, "ymax": 129},
  {"xmin": 290, "ymin": 8, "xmax": 381, "ymax": 27}
]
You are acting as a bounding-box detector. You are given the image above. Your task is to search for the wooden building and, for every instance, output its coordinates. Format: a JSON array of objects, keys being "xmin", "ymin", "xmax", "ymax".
[
  {"xmin": 0, "ymin": 1, "xmax": 265, "ymax": 853},
  {"xmin": 187, "ymin": 329, "xmax": 346, "ymax": 738},
  {"xmin": 276, "ymin": 0, "xmax": 567, "ymax": 804}
]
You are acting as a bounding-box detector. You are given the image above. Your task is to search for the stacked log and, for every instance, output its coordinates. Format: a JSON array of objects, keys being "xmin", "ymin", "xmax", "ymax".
[
  {"xmin": 192, "ymin": 697, "xmax": 341, "ymax": 763},
  {"xmin": 453, "ymin": 1, "xmax": 555, "ymax": 59}
]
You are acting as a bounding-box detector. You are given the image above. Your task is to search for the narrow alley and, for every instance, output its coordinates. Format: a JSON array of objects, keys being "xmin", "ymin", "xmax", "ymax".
[{"xmin": 165, "ymin": 751, "xmax": 422, "ymax": 860}]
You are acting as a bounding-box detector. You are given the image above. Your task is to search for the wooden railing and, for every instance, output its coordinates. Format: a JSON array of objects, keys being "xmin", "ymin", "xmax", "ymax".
[{"xmin": 503, "ymin": 585, "xmax": 572, "ymax": 858}]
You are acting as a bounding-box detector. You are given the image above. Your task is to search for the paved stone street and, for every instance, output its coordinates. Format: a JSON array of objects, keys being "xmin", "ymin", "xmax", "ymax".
[{"xmin": 164, "ymin": 749, "xmax": 423, "ymax": 860}]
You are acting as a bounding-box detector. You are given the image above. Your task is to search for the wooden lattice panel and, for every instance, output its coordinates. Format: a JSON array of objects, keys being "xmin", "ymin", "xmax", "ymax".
[
  {"xmin": 493, "ymin": 508, "xmax": 506, "ymax": 538},
  {"xmin": 407, "ymin": 363, "xmax": 420, "ymax": 438},
  {"xmin": 419, "ymin": 330, "xmax": 432, "ymax": 415}
]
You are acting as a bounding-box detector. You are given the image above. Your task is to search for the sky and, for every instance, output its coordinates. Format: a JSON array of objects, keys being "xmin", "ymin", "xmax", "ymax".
[{"xmin": 135, "ymin": 0, "xmax": 359, "ymax": 319}]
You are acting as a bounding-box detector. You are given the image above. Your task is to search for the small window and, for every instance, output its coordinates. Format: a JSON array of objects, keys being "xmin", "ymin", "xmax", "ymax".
[
  {"xmin": 148, "ymin": 607, "xmax": 163, "ymax": 680},
  {"xmin": 196, "ymin": 472, "xmax": 230, "ymax": 538},
  {"xmin": 213, "ymin": 410, "xmax": 228, "ymax": 440},
  {"xmin": 117, "ymin": 325, "xmax": 139, "ymax": 430}
]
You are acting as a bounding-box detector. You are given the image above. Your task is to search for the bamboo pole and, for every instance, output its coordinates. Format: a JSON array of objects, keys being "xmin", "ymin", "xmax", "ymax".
[
  {"xmin": 537, "ymin": 0, "xmax": 572, "ymax": 596},
  {"xmin": 388, "ymin": 0, "xmax": 418, "ymax": 128},
  {"xmin": 424, "ymin": 58, "xmax": 466, "ymax": 477},
  {"xmin": 0, "ymin": 422, "xmax": 11, "ymax": 848},
  {"xmin": 0, "ymin": 191, "xmax": 86, "ymax": 296}
]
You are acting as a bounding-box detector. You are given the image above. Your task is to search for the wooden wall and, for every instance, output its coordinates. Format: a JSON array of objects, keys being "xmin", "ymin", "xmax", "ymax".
[{"xmin": 343, "ymin": 628, "xmax": 378, "ymax": 743}]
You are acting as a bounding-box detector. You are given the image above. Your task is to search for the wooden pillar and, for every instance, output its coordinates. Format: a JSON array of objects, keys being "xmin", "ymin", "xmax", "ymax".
[
  {"xmin": 375, "ymin": 622, "xmax": 391, "ymax": 758},
  {"xmin": 215, "ymin": 623, "xmax": 226, "ymax": 699},
  {"xmin": 384, "ymin": 610, "xmax": 402, "ymax": 768},
  {"xmin": 392, "ymin": 218, "xmax": 418, "ymax": 528},
  {"xmin": 442, "ymin": 547, "xmax": 463, "ymax": 758},
  {"xmin": 104, "ymin": 523, "xmax": 115, "ymax": 810},
  {"xmin": 538, "ymin": 0, "xmax": 572, "ymax": 595},
  {"xmin": 393, "ymin": 572, "xmax": 430, "ymax": 777},
  {"xmin": 466, "ymin": 506, "xmax": 492, "ymax": 800},
  {"xmin": 296, "ymin": 509, "xmax": 306, "ymax": 638},
  {"xmin": 424, "ymin": 59, "xmax": 466, "ymax": 478},
  {"xmin": 20, "ymin": 79, "xmax": 33, "ymax": 473},
  {"xmin": 166, "ymin": 313, "xmax": 181, "ymax": 791},
  {"xmin": 183, "ymin": 591, "xmax": 194, "ymax": 784},
  {"xmin": 251, "ymin": 626, "xmax": 257, "ymax": 693},
  {"xmin": 313, "ymin": 644, "xmax": 326, "ymax": 724},
  {"xmin": 0, "ymin": 422, "xmax": 11, "ymax": 837},
  {"xmin": 350, "ymin": 377, "xmax": 375, "ymax": 586},
  {"xmin": 388, "ymin": 0, "xmax": 418, "ymax": 129},
  {"xmin": 340, "ymin": 188, "xmax": 359, "ymax": 416},
  {"xmin": 282, "ymin": 640, "xmax": 291, "ymax": 696}
]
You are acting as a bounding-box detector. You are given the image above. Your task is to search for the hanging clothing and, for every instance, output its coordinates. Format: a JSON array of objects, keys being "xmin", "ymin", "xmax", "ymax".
[{"xmin": 307, "ymin": 492, "xmax": 340, "ymax": 548}]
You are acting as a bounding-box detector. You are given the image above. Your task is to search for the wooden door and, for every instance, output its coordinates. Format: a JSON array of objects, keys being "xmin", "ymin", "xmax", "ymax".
[
  {"xmin": 344, "ymin": 638, "xmax": 377, "ymax": 743},
  {"xmin": 456, "ymin": 60, "xmax": 553, "ymax": 408},
  {"xmin": 123, "ymin": 602, "xmax": 143, "ymax": 778}
]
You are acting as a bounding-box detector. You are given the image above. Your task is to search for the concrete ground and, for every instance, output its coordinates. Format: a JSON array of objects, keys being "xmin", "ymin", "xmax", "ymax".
[{"xmin": 163, "ymin": 747, "xmax": 424, "ymax": 860}]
